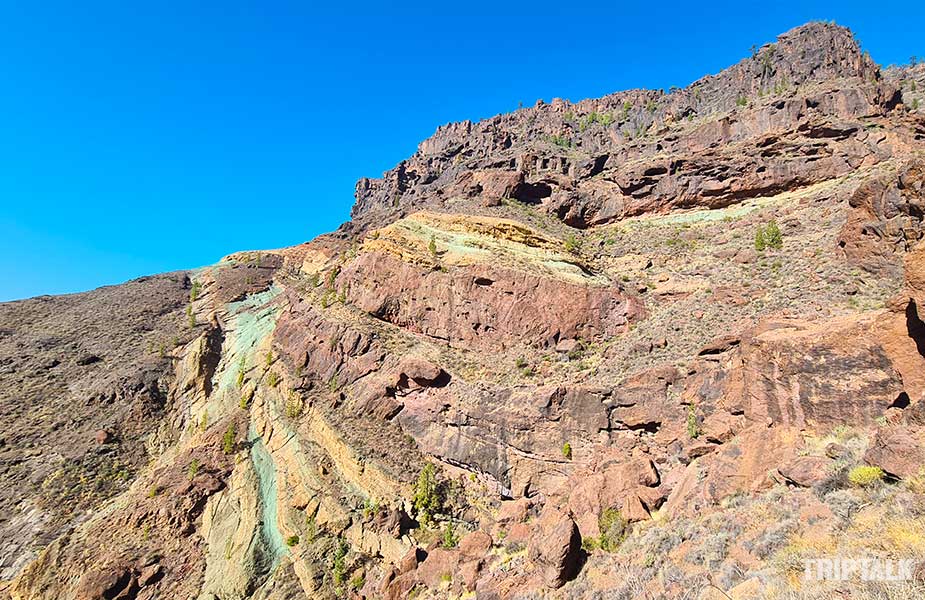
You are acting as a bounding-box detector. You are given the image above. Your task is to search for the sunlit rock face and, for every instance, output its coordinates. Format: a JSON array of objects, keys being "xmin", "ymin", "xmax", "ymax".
[{"xmin": 5, "ymin": 21, "xmax": 925, "ymax": 600}]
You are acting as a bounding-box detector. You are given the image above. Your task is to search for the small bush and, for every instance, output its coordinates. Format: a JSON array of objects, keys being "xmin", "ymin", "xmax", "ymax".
[
  {"xmin": 755, "ymin": 220, "xmax": 783, "ymax": 251},
  {"xmin": 515, "ymin": 356, "xmax": 527, "ymax": 369},
  {"xmin": 754, "ymin": 227, "xmax": 766, "ymax": 251},
  {"xmin": 222, "ymin": 423, "xmax": 236, "ymax": 454},
  {"xmin": 562, "ymin": 442, "xmax": 572, "ymax": 460},
  {"xmin": 848, "ymin": 465, "xmax": 885, "ymax": 487},
  {"xmin": 687, "ymin": 405, "xmax": 700, "ymax": 439},
  {"xmin": 442, "ymin": 522, "xmax": 458, "ymax": 548},
  {"xmin": 286, "ymin": 535, "xmax": 300, "ymax": 547},
  {"xmin": 413, "ymin": 463, "xmax": 441, "ymax": 526},
  {"xmin": 239, "ymin": 388, "xmax": 253, "ymax": 410},
  {"xmin": 331, "ymin": 539, "xmax": 349, "ymax": 586},
  {"xmin": 765, "ymin": 220, "xmax": 783, "ymax": 249},
  {"xmin": 736, "ymin": 95, "xmax": 748, "ymax": 107},
  {"xmin": 564, "ymin": 233, "xmax": 583, "ymax": 254},
  {"xmin": 350, "ymin": 574, "xmax": 365, "ymax": 592},
  {"xmin": 187, "ymin": 459, "xmax": 200, "ymax": 480},
  {"xmin": 189, "ymin": 280, "xmax": 202, "ymax": 302},
  {"xmin": 285, "ymin": 392, "xmax": 303, "ymax": 418},
  {"xmin": 549, "ymin": 134, "xmax": 572, "ymax": 148},
  {"xmin": 598, "ymin": 508, "xmax": 627, "ymax": 551},
  {"xmin": 428, "ymin": 235, "xmax": 437, "ymax": 257},
  {"xmin": 267, "ymin": 371, "xmax": 280, "ymax": 388}
]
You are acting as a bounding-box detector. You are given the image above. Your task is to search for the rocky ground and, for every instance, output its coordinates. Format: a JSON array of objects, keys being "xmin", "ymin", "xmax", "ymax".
[{"xmin": 2, "ymin": 21, "xmax": 925, "ymax": 600}]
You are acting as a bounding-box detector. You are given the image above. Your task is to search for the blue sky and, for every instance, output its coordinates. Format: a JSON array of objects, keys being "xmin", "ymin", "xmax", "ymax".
[{"xmin": 1, "ymin": 1, "xmax": 922, "ymax": 301}]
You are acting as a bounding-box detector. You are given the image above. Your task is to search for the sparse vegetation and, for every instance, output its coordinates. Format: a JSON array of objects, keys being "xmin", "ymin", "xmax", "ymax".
[
  {"xmin": 222, "ymin": 423, "xmax": 236, "ymax": 454},
  {"xmin": 848, "ymin": 465, "xmax": 885, "ymax": 487},
  {"xmin": 267, "ymin": 371, "xmax": 280, "ymax": 387},
  {"xmin": 562, "ymin": 442, "xmax": 572, "ymax": 459},
  {"xmin": 236, "ymin": 356, "xmax": 246, "ymax": 388},
  {"xmin": 441, "ymin": 522, "xmax": 459, "ymax": 548},
  {"xmin": 239, "ymin": 388, "xmax": 253, "ymax": 410},
  {"xmin": 428, "ymin": 235, "xmax": 437, "ymax": 257},
  {"xmin": 755, "ymin": 220, "xmax": 783, "ymax": 251},
  {"xmin": 564, "ymin": 233, "xmax": 583, "ymax": 254},
  {"xmin": 189, "ymin": 280, "xmax": 202, "ymax": 302},
  {"xmin": 286, "ymin": 535, "xmax": 300, "ymax": 546},
  {"xmin": 413, "ymin": 463, "xmax": 441, "ymax": 526},
  {"xmin": 187, "ymin": 459, "xmax": 200, "ymax": 480},
  {"xmin": 687, "ymin": 405, "xmax": 700, "ymax": 439},
  {"xmin": 598, "ymin": 507, "xmax": 627, "ymax": 551},
  {"xmin": 285, "ymin": 392, "xmax": 303, "ymax": 418},
  {"xmin": 549, "ymin": 134, "xmax": 572, "ymax": 148},
  {"xmin": 736, "ymin": 95, "xmax": 748, "ymax": 107},
  {"xmin": 349, "ymin": 574, "xmax": 365, "ymax": 592},
  {"xmin": 331, "ymin": 538, "xmax": 349, "ymax": 587}
]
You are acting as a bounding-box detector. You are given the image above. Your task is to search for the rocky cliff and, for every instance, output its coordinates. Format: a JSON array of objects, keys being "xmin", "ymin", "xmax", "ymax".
[{"xmin": 3, "ymin": 21, "xmax": 925, "ymax": 600}]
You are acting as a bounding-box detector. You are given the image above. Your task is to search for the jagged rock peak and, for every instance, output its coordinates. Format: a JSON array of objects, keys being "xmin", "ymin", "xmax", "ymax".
[{"xmin": 350, "ymin": 21, "xmax": 884, "ymax": 224}]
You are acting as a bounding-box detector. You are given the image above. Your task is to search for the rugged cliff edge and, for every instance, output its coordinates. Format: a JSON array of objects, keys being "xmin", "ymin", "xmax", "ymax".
[{"xmin": 3, "ymin": 22, "xmax": 925, "ymax": 600}]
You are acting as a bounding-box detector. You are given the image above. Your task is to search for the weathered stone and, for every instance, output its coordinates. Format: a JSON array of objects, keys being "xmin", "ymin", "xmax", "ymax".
[{"xmin": 527, "ymin": 509, "xmax": 581, "ymax": 588}]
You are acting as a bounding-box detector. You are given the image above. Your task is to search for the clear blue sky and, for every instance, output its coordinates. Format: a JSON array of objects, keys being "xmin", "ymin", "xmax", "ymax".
[{"xmin": 1, "ymin": 1, "xmax": 921, "ymax": 301}]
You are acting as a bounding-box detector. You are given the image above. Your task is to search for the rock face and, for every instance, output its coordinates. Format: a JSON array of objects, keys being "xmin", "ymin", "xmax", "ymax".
[{"xmin": 4, "ymin": 21, "xmax": 925, "ymax": 600}]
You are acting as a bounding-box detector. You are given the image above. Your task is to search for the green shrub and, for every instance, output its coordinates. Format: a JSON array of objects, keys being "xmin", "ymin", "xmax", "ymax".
[
  {"xmin": 441, "ymin": 522, "xmax": 458, "ymax": 548},
  {"xmin": 189, "ymin": 280, "xmax": 202, "ymax": 301},
  {"xmin": 754, "ymin": 226, "xmax": 767, "ymax": 251},
  {"xmin": 267, "ymin": 371, "xmax": 280, "ymax": 388},
  {"xmin": 350, "ymin": 574, "xmax": 365, "ymax": 592},
  {"xmin": 428, "ymin": 235, "xmax": 437, "ymax": 257},
  {"xmin": 598, "ymin": 508, "xmax": 627, "ymax": 551},
  {"xmin": 187, "ymin": 459, "xmax": 200, "ymax": 480},
  {"xmin": 549, "ymin": 134, "xmax": 572, "ymax": 148},
  {"xmin": 687, "ymin": 405, "xmax": 700, "ymax": 439},
  {"xmin": 285, "ymin": 392, "xmax": 303, "ymax": 418},
  {"xmin": 736, "ymin": 95, "xmax": 748, "ymax": 107},
  {"xmin": 765, "ymin": 220, "xmax": 783, "ymax": 249},
  {"xmin": 286, "ymin": 535, "xmax": 300, "ymax": 547},
  {"xmin": 305, "ymin": 514, "xmax": 318, "ymax": 543},
  {"xmin": 413, "ymin": 463, "xmax": 441, "ymax": 526},
  {"xmin": 515, "ymin": 356, "xmax": 527, "ymax": 369},
  {"xmin": 848, "ymin": 465, "xmax": 885, "ymax": 487},
  {"xmin": 222, "ymin": 423, "xmax": 236, "ymax": 454},
  {"xmin": 562, "ymin": 442, "xmax": 572, "ymax": 460},
  {"xmin": 331, "ymin": 539, "xmax": 349, "ymax": 586},
  {"xmin": 755, "ymin": 220, "xmax": 783, "ymax": 251},
  {"xmin": 564, "ymin": 233, "xmax": 582, "ymax": 254},
  {"xmin": 239, "ymin": 388, "xmax": 253, "ymax": 410}
]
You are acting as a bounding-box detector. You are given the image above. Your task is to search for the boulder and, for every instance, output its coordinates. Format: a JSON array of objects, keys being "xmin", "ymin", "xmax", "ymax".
[
  {"xmin": 864, "ymin": 427, "xmax": 925, "ymax": 478},
  {"xmin": 527, "ymin": 508, "xmax": 581, "ymax": 589},
  {"xmin": 777, "ymin": 456, "xmax": 833, "ymax": 487}
]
